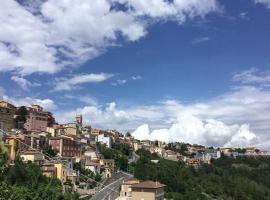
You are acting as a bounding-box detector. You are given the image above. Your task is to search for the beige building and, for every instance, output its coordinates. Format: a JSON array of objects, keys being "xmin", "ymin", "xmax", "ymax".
[
  {"xmin": 20, "ymin": 150, "xmax": 44, "ymax": 165},
  {"xmin": 0, "ymin": 101, "xmax": 16, "ymax": 131},
  {"xmin": 118, "ymin": 179, "xmax": 140, "ymax": 200},
  {"xmin": 131, "ymin": 181, "xmax": 166, "ymax": 200}
]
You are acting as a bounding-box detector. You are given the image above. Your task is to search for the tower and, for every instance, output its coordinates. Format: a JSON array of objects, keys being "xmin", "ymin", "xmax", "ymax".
[{"xmin": 75, "ymin": 115, "xmax": 82, "ymax": 126}]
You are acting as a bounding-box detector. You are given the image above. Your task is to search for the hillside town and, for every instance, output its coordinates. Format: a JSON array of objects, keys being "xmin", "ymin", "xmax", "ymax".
[{"xmin": 0, "ymin": 101, "xmax": 269, "ymax": 200}]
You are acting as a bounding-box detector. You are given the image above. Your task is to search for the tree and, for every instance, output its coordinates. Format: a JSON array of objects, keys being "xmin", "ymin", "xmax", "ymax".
[
  {"xmin": 44, "ymin": 145, "xmax": 56, "ymax": 157},
  {"xmin": 14, "ymin": 106, "xmax": 28, "ymax": 129}
]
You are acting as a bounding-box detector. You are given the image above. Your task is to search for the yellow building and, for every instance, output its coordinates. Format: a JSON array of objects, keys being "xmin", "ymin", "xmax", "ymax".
[
  {"xmin": 0, "ymin": 101, "xmax": 16, "ymax": 131},
  {"xmin": 5, "ymin": 134, "xmax": 25, "ymax": 161},
  {"xmin": 100, "ymin": 159, "xmax": 115, "ymax": 178},
  {"xmin": 41, "ymin": 162, "xmax": 56, "ymax": 178},
  {"xmin": 131, "ymin": 181, "xmax": 166, "ymax": 200}
]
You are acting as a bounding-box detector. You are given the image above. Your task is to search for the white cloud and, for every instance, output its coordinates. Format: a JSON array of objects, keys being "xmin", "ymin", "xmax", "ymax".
[
  {"xmin": 112, "ymin": 79, "xmax": 127, "ymax": 86},
  {"xmin": 3, "ymin": 95, "xmax": 56, "ymax": 111},
  {"xmin": 11, "ymin": 76, "xmax": 40, "ymax": 91},
  {"xmin": 54, "ymin": 70, "xmax": 270, "ymax": 150},
  {"xmin": 132, "ymin": 116, "xmax": 257, "ymax": 148},
  {"xmin": 191, "ymin": 36, "xmax": 210, "ymax": 44},
  {"xmin": 239, "ymin": 11, "xmax": 249, "ymax": 20},
  {"xmin": 233, "ymin": 68, "xmax": 270, "ymax": 84},
  {"xmin": 54, "ymin": 73, "xmax": 114, "ymax": 91},
  {"xmin": 64, "ymin": 95, "xmax": 98, "ymax": 106},
  {"xmin": 0, "ymin": 0, "xmax": 219, "ymax": 75},
  {"xmin": 255, "ymin": 0, "xmax": 270, "ymax": 9},
  {"xmin": 132, "ymin": 75, "xmax": 142, "ymax": 80}
]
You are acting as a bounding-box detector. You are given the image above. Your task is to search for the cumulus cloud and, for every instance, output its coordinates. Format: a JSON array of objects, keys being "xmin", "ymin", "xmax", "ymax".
[
  {"xmin": 54, "ymin": 73, "xmax": 114, "ymax": 91},
  {"xmin": 132, "ymin": 116, "xmax": 257, "ymax": 148},
  {"xmin": 54, "ymin": 70, "xmax": 270, "ymax": 150},
  {"xmin": 0, "ymin": 0, "xmax": 219, "ymax": 75},
  {"xmin": 255, "ymin": 0, "xmax": 270, "ymax": 8},
  {"xmin": 11, "ymin": 76, "xmax": 40, "ymax": 91}
]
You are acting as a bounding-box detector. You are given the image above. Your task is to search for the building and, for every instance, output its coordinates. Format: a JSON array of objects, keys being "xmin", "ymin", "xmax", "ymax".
[
  {"xmin": 75, "ymin": 115, "xmax": 82, "ymax": 126},
  {"xmin": 42, "ymin": 158, "xmax": 78, "ymax": 185},
  {"xmin": 117, "ymin": 179, "xmax": 140, "ymax": 200},
  {"xmin": 0, "ymin": 101, "xmax": 16, "ymax": 131},
  {"xmin": 100, "ymin": 159, "xmax": 115, "ymax": 178},
  {"xmin": 91, "ymin": 128, "xmax": 100, "ymax": 136},
  {"xmin": 49, "ymin": 136, "xmax": 81, "ymax": 157},
  {"xmin": 24, "ymin": 105, "xmax": 55, "ymax": 132},
  {"xmin": 85, "ymin": 160, "xmax": 101, "ymax": 174},
  {"xmin": 96, "ymin": 133, "xmax": 112, "ymax": 148},
  {"xmin": 164, "ymin": 150, "xmax": 180, "ymax": 161},
  {"xmin": 131, "ymin": 181, "xmax": 166, "ymax": 200},
  {"xmin": 20, "ymin": 150, "xmax": 44, "ymax": 165},
  {"xmin": 4, "ymin": 134, "xmax": 26, "ymax": 161},
  {"xmin": 84, "ymin": 149, "xmax": 99, "ymax": 160}
]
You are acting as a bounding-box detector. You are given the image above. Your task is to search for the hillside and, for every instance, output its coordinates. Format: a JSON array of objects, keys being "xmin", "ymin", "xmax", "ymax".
[{"xmin": 131, "ymin": 149, "xmax": 270, "ymax": 200}]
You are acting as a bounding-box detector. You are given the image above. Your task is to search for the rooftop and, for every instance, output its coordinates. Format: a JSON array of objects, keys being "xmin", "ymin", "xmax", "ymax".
[{"xmin": 131, "ymin": 181, "xmax": 166, "ymax": 189}]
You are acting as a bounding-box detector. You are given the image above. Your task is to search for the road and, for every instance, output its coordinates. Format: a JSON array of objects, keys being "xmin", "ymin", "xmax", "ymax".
[
  {"xmin": 128, "ymin": 152, "xmax": 140, "ymax": 163},
  {"xmin": 89, "ymin": 171, "xmax": 133, "ymax": 200}
]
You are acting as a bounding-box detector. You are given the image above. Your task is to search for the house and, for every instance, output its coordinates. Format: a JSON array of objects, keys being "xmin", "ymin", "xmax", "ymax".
[
  {"xmin": 150, "ymin": 147, "xmax": 165, "ymax": 157},
  {"xmin": 91, "ymin": 129, "xmax": 100, "ymax": 136},
  {"xmin": 41, "ymin": 162, "xmax": 56, "ymax": 178},
  {"xmin": 117, "ymin": 179, "xmax": 140, "ymax": 200},
  {"xmin": 0, "ymin": 101, "xmax": 16, "ymax": 131},
  {"xmin": 20, "ymin": 150, "xmax": 44, "ymax": 165},
  {"xmin": 131, "ymin": 181, "xmax": 166, "ymax": 200},
  {"xmin": 220, "ymin": 148, "xmax": 233, "ymax": 156},
  {"xmin": 164, "ymin": 150, "xmax": 180, "ymax": 161},
  {"xmin": 100, "ymin": 159, "xmax": 115, "ymax": 178},
  {"xmin": 62, "ymin": 123, "xmax": 79, "ymax": 136},
  {"xmin": 84, "ymin": 149, "xmax": 98, "ymax": 160},
  {"xmin": 42, "ymin": 159, "xmax": 79, "ymax": 185},
  {"xmin": 85, "ymin": 160, "xmax": 101, "ymax": 174},
  {"xmin": 96, "ymin": 133, "xmax": 112, "ymax": 148},
  {"xmin": 133, "ymin": 141, "xmax": 142, "ymax": 151},
  {"xmin": 185, "ymin": 158, "xmax": 200, "ymax": 168}
]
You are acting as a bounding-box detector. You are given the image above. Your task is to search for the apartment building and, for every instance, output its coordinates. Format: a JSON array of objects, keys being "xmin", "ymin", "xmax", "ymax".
[
  {"xmin": 24, "ymin": 105, "xmax": 55, "ymax": 132},
  {"xmin": 49, "ymin": 136, "xmax": 81, "ymax": 157}
]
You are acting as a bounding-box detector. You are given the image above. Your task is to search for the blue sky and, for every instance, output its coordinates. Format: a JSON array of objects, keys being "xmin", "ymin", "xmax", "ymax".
[{"xmin": 1, "ymin": 0, "xmax": 270, "ymax": 149}]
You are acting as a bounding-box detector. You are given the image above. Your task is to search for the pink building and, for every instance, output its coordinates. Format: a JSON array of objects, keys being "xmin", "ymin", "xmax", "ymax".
[{"xmin": 24, "ymin": 105, "xmax": 55, "ymax": 132}]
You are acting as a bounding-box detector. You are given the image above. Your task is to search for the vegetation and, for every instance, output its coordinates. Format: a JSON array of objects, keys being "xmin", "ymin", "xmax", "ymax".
[
  {"xmin": 100, "ymin": 144, "xmax": 129, "ymax": 171},
  {"xmin": 133, "ymin": 149, "xmax": 270, "ymax": 200},
  {"xmin": 14, "ymin": 106, "xmax": 28, "ymax": 129},
  {"xmin": 0, "ymin": 140, "xmax": 79, "ymax": 200}
]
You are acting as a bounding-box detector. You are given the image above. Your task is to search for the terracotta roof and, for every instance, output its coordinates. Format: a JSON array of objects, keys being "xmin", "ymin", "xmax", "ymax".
[{"xmin": 131, "ymin": 181, "xmax": 166, "ymax": 189}]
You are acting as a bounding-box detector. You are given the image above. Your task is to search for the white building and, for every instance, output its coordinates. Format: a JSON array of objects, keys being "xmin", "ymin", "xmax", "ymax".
[
  {"xmin": 85, "ymin": 161, "xmax": 100, "ymax": 174},
  {"xmin": 96, "ymin": 134, "xmax": 111, "ymax": 148}
]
